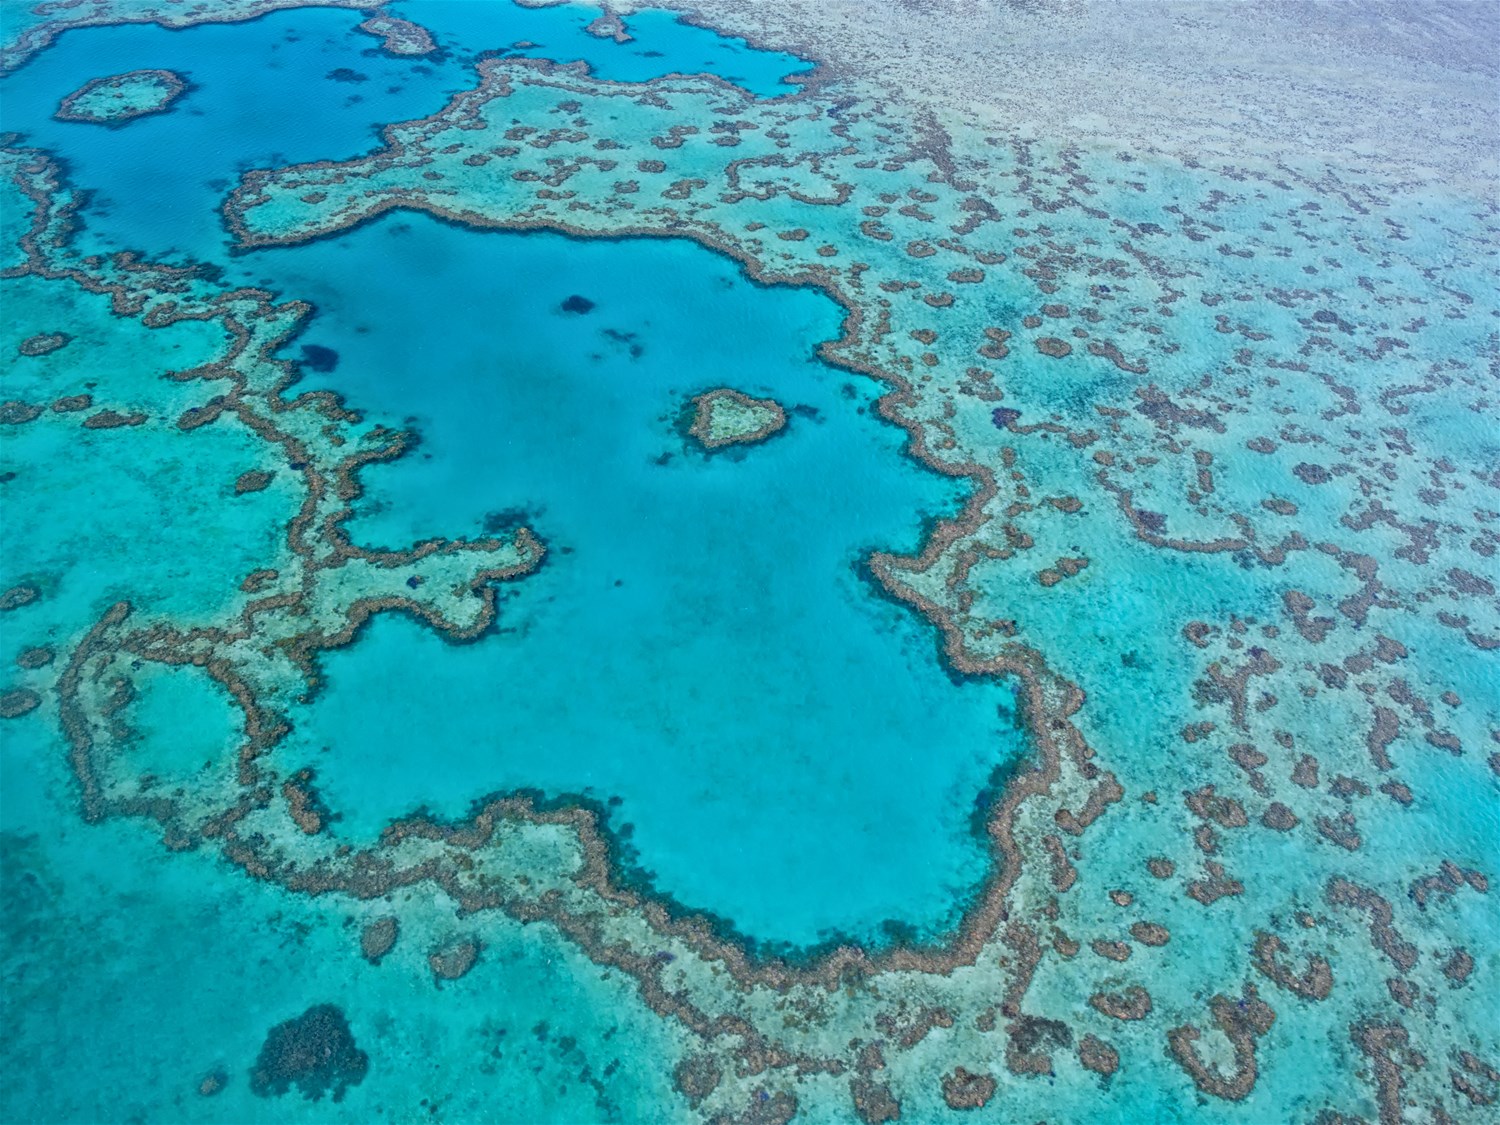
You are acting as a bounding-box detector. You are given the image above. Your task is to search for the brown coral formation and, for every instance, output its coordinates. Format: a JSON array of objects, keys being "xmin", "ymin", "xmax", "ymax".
[
  {"xmin": 1077, "ymin": 1035, "xmax": 1119, "ymax": 1078},
  {"xmin": 686, "ymin": 387, "xmax": 788, "ymax": 450},
  {"xmin": 584, "ymin": 9, "xmax": 632, "ymax": 44},
  {"xmin": 355, "ymin": 14, "xmax": 435, "ymax": 56},
  {"xmin": 849, "ymin": 1077, "xmax": 900, "ymax": 1124},
  {"xmin": 197, "ymin": 1068, "xmax": 227, "ymax": 1097},
  {"xmin": 18, "ymin": 331, "xmax": 71, "ymax": 356},
  {"xmin": 83, "ymin": 409, "xmax": 147, "ymax": 428},
  {"xmin": 939, "ymin": 1067, "xmax": 996, "ymax": 1109},
  {"xmin": 675, "ymin": 1054, "xmax": 723, "ymax": 1106},
  {"xmin": 281, "ymin": 769, "xmax": 329, "ymax": 835},
  {"xmin": 428, "ymin": 936, "xmax": 482, "ymax": 982},
  {"xmin": 0, "ymin": 689, "xmax": 41, "ymax": 718},
  {"xmin": 1186, "ymin": 861, "xmax": 1243, "ymax": 905},
  {"xmin": 1351, "ymin": 1022, "xmax": 1416, "ymax": 1125},
  {"xmin": 1089, "ymin": 985, "xmax": 1152, "ymax": 1021},
  {"xmin": 235, "ymin": 469, "xmax": 274, "ymax": 494},
  {"xmin": 359, "ymin": 916, "xmax": 398, "ymax": 964},
  {"xmin": 249, "ymin": 1004, "xmax": 368, "ymax": 1102},
  {"xmin": 54, "ymin": 68, "xmax": 187, "ymax": 125},
  {"xmin": 1251, "ymin": 932, "xmax": 1333, "ymax": 1000},
  {"xmin": 0, "ymin": 400, "xmax": 42, "ymax": 424},
  {"xmin": 16, "ymin": 647, "xmax": 54, "ymax": 669},
  {"xmin": 0, "ymin": 584, "xmax": 40, "ymax": 611},
  {"xmin": 1166, "ymin": 985, "xmax": 1275, "ymax": 1101},
  {"xmin": 1326, "ymin": 877, "xmax": 1418, "ymax": 972},
  {"xmin": 1129, "ymin": 921, "xmax": 1170, "ymax": 946}
]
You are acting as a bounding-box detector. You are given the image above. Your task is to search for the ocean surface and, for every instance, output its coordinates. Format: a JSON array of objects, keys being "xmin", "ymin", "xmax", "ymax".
[{"xmin": 1, "ymin": 2, "xmax": 1496, "ymax": 1123}]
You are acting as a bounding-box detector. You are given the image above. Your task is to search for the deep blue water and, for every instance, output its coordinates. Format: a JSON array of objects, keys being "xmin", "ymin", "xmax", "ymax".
[
  {"xmin": 0, "ymin": 1, "xmax": 810, "ymax": 264},
  {"xmin": 4, "ymin": 2, "xmax": 1498, "ymax": 1122},
  {"xmin": 0, "ymin": 1, "xmax": 1021, "ymax": 949},
  {"xmin": 255, "ymin": 212, "xmax": 1026, "ymax": 948}
]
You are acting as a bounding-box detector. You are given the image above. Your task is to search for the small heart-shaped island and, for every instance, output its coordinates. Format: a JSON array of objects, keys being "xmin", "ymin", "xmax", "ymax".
[{"xmin": 685, "ymin": 387, "xmax": 788, "ymax": 451}]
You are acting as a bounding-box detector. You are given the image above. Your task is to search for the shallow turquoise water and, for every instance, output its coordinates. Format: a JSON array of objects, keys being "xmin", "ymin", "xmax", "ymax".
[
  {"xmin": 253, "ymin": 213, "xmax": 1020, "ymax": 949},
  {"xmin": 2, "ymin": 0, "xmax": 998, "ymax": 947},
  {"xmin": 0, "ymin": 1, "xmax": 809, "ymax": 263},
  {"xmin": 387, "ymin": 0, "xmax": 813, "ymax": 93},
  {"xmin": 0, "ymin": 247, "xmax": 686, "ymax": 1122},
  {"xmin": 3, "ymin": 1, "xmax": 1496, "ymax": 1122},
  {"xmin": 1, "ymin": 695, "xmax": 683, "ymax": 1125},
  {"xmin": 0, "ymin": 0, "xmax": 1018, "ymax": 943}
]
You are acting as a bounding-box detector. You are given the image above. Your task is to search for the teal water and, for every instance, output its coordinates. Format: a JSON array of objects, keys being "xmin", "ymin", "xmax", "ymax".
[
  {"xmin": 2, "ymin": 690, "xmax": 683, "ymax": 1125},
  {"xmin": 3, "ymin": 1, "xmax": 1497, "ymax": 1122},
  {"xmin": 0, "ymin": 1, "xmax": 809, "ymax": 264},
  {"xmin": 256, "ymin": 212, "xmax": 1020, "ymax": 949},
  {"xmin": 0, "ymin": 108, "xmax": 692, "ymax": 1120},
  {"xmin": 3, "ymin": 2, "xmax": 1018, "ymax": 944},
  {"xmin": 0, "ymin": 5, "xmax": 1020, "ymax": 1116},
  {"xmin": 387, "ymin": 0, "xmax": 813, "ymax": 93}
]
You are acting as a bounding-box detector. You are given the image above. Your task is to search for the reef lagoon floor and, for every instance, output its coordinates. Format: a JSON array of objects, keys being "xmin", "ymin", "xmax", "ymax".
[{"xmin": 1, "ymin": 2, "xmax": 1497, "ymax": 1123}]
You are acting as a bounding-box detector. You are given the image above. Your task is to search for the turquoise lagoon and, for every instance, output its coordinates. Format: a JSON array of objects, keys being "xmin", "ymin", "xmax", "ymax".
[
  {"xmin": 0, "ymin": 2, "xmax": 809, "ymax": 264},
  {"xmin": 2, "ymin": 1, "xmax": 1019, "ymax": 948},
  {"xmin": 3, "ymin": 2, "xmax": 1497, "ymax": 1123},
  {"xmin": 258, "ymin": 212, "xmax": 1019, "ymax": 949},
  {"xmin": 0, "ymin": 190, "xmax": 684, "ymax": 1123},
  {"xmin": 2, "ymin": 5, "xmax": 1022, "ymax": 1120}
]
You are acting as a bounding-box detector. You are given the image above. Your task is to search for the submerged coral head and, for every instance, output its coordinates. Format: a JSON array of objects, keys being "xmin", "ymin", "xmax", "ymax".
[{"xmin": 249, "ymin": 1004, "xmax": 368, "ymax": 1103}]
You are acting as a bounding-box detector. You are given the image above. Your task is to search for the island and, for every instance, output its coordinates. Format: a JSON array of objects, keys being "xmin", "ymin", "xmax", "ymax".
[
  {"xmin": 54, "ymin": 69, "xmax": 187, "ymax": 125},
  {"xmin": 685, "ymin": 387, "xmax": 788, "ymax": 451},
  {"xmin": 355, "ymin": 14, "xmax": 436, "ymax": 56}
]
